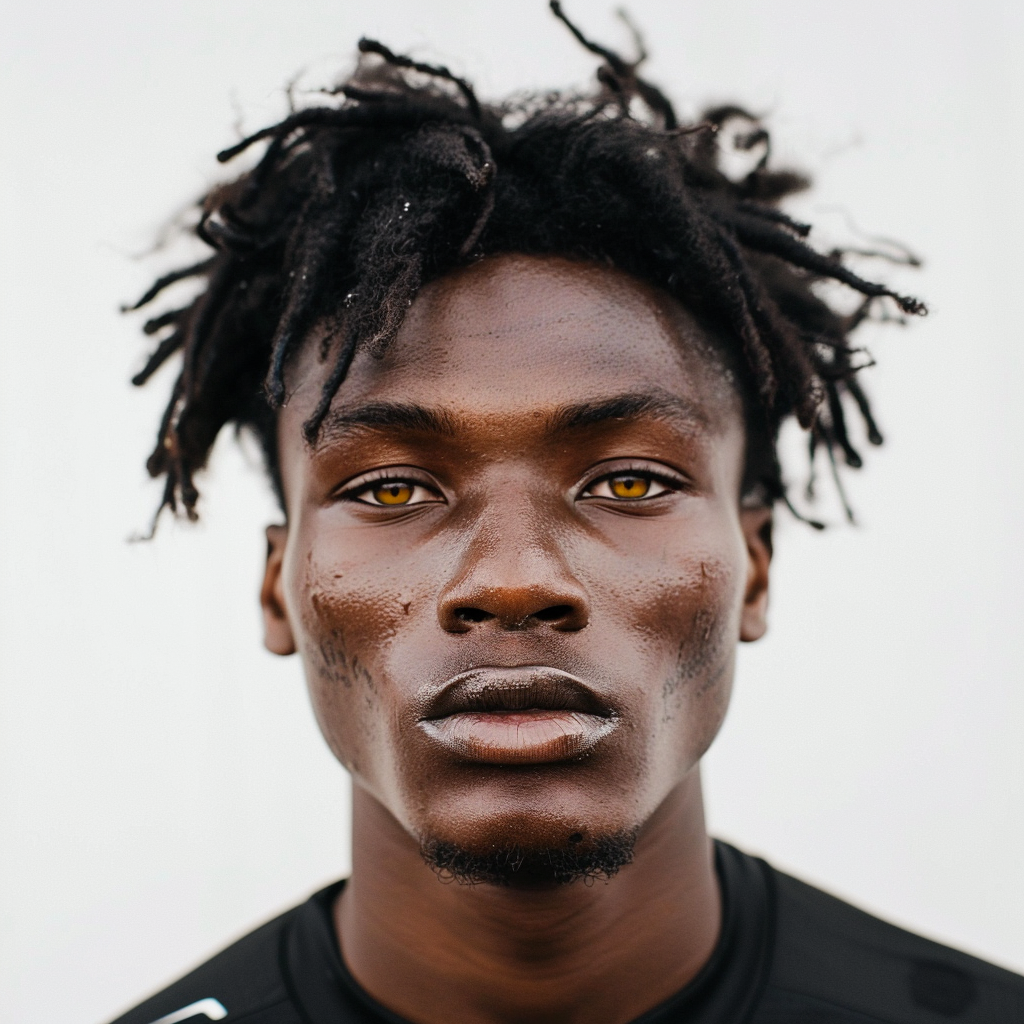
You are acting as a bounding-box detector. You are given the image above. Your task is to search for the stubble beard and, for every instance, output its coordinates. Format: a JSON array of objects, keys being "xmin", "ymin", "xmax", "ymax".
[{"xmin": 419, "ymin": 828, "xmax": 639, "ymax": 887}]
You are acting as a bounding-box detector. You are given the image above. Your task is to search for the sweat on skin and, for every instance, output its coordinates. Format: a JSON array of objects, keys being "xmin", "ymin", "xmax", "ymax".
[{"xmin": 258, "ymin": 254, "xmax": 771, "ymax": 1024}]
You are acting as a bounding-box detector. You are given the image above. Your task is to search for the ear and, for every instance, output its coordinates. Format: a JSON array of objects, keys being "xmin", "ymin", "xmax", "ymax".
[
  {"xmin": 739, "ymin": 507, "xmax": 772, "ymax": 643},
  {"xmin": 261, "ymin": 524, "xmax": 297, "ymax": 656}
]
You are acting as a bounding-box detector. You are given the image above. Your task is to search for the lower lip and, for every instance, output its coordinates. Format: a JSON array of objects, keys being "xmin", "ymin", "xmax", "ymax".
[{"xmin": 419, "ymin": 710, "xmax": 616, "ymax": 765}]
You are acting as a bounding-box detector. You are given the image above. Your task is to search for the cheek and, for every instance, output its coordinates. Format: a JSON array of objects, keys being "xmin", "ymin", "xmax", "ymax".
[
  {"xmin": 650, "ymin": 555, "xmax": 742, "ymax": 763},
  {"xmin": 666, "ymin": 558, "xmax": 740, "ymax": 698},
  {"xmin": 587, "ymin": 530, "xmax": 745, "ymax": 760},
  {"xmin": 645, "ymin": 559, "xmax": 740, "ymax": 691},
  {"xmin": 284, "ymin": 535, "xmax": 430, "ymax": 778}
]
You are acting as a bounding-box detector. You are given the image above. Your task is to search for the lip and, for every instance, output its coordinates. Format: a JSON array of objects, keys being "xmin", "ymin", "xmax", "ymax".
[{"xmin": 417, "ymin": 666, "xmax": 617, "ymax": 765}]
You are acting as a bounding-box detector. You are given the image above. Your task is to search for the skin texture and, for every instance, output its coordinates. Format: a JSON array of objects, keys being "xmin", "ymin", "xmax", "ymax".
[{"xmin": 260, "ymin": 254, "xmax": 771, "ymax": 1024}]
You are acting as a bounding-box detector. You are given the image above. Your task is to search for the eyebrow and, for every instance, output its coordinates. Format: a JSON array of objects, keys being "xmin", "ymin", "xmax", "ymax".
[
  {"xmin": 317, "ymin": 401, "xmax": 459, "ymax": 443},
  {"xmin": 315, "ymin": 389, "xmax": 706, "ymax": 446},
  {"xmin": 548, "ymin": 390, "xmax": 708, "ymax": 433}
]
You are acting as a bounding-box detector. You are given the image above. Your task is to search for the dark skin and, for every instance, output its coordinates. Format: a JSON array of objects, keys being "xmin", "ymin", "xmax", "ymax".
[{"xmin": 260, "ymin": 254, "xmax": 772, "ymax": 1024}]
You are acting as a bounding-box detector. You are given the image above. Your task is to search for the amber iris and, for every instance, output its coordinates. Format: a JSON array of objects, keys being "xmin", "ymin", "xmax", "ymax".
[
  {"xmin": 374, "ymin": 483, "xmax": 414, "ymax": 505},
  {"xmin": 610, "ymin": 475, "xmax": 650, "ymax": 499}
]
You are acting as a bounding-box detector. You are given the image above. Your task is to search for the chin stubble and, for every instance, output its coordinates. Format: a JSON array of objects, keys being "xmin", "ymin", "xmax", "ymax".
[{"xmin": 419, "ymin": 829, "xmax": 639, "ymax": 886}]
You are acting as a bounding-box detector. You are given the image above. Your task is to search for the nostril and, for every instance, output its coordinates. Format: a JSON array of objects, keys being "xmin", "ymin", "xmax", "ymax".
[
  {"xmin": 454, "ymin": 607, "xmax": 493, "ymax": 624},
  {"xmin": 443, "ymin": 599, "xmax": 588, "ymax": 631},
  {"xmin": 533, "ymin": 604, "xmax": 574, "ymax": 622}
]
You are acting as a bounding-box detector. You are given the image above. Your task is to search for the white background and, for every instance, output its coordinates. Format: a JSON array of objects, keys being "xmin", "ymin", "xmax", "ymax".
[{"xmin": 1, "ymin": 1, "xmax": 1022, "ymax": 1021}]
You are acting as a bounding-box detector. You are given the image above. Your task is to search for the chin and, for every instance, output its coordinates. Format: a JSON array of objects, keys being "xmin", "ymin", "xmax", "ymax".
[
  {"xmin": 419, "ymin": 827, "xmax": 639, "ymax": 887},
  {"xmin": 410, "ymin": 793, "xmax": 643, "ymax": 887}
]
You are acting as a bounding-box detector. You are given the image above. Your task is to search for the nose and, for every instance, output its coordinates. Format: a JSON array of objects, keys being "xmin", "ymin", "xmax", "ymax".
[{"xmin": 437, "ymin": 520, "xmax": 590, "ymax": 634}]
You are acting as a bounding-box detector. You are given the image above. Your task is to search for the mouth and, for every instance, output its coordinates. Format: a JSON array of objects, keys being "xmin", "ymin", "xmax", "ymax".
[{"xmin": 417, "ymin": 666, "xmax": 618, "ymax": 765}]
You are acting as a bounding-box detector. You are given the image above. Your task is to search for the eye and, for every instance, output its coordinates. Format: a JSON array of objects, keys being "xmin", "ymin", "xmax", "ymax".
[
  {"xmin": 369, "ymin": 482, "xmax": 416, "ymax": 505},
  {"xmin": 583, "ymin": 470, "xmax": 678, "ymax": 501},
  {"xmin": 344, "ymin": 475, "xmax": 440, "ymax": 507}
]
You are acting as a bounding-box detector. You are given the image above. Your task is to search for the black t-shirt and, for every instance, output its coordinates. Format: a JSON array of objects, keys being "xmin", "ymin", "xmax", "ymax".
[{"xmin": 108, "ymin": 841, "xmax": 1024, "ymax": 1024}]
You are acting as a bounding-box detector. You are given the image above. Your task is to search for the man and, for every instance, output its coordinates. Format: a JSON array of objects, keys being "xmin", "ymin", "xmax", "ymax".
[{"xmin": 111, "ymin": 5, "xmax": 1024, "ymax": 1022}]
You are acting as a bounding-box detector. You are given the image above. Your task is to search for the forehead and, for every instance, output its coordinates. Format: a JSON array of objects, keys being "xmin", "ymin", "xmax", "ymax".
[{"xmin": 285, "ymin": 254, "xmax": 741, "ymax": 431}]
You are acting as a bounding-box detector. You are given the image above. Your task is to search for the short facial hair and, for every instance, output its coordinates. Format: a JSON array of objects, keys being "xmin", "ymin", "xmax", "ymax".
[{"xmin": 420, "ymin": 829, "xmax": 638, "ymax": 887}]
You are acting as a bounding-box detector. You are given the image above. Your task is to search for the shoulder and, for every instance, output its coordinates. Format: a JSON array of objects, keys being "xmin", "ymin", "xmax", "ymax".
[
  {"xmin": 105, "ymin": 885, "xmax": 341, "ymax": 1024},
  {"xmin": 758, "ymin": 863, "xmax": 1024, "ymax": 1023}
]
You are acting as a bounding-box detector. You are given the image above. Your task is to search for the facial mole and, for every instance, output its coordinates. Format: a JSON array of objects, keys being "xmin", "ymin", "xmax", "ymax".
[{"xmin": 568, "ymin": 832, "xmax": 584, "ymax": 844}]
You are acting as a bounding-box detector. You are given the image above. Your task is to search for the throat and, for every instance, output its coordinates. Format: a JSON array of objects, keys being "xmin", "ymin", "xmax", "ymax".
[{"xmin": 336, "ymin": 777, "xmax": 721, "ymax": 1024}]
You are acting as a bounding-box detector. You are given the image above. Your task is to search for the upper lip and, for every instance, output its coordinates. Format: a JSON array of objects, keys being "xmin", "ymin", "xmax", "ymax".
[{"xmin": 419, "ymin": 666, "xmax": 612, "ymax": 721}]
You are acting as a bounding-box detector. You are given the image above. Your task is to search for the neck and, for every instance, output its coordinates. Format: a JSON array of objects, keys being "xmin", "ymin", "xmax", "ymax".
[{"xmin": 336, "ymin": 772, "xmax": 721, "ymax": 1024}]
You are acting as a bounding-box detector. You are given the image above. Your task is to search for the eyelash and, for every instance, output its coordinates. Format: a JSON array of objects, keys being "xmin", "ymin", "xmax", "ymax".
[
  {"xmin": 581, "ymin": 466, "xmax": 684, "ymax": 501},
  {"xmin": 340, "ymin": 471, "xmax": 440, "ymax": 507},
  {"xmin": 338, "ymin": 464, "xmax": 684, "ymax": 508}
]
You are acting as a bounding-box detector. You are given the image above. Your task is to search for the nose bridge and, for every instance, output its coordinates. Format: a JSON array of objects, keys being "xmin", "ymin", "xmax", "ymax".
[{"xmin": 437, "ymin": 484, "xmax": 589, "ymax": 631}]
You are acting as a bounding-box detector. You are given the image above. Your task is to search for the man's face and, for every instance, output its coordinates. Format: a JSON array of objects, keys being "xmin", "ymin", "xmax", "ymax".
[{"xmin": 263, "ymin": 254, "xmax": 770, "ymax": 877}]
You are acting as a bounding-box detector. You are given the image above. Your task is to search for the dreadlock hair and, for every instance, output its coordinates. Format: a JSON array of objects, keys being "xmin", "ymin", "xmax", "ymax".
[{"xmin": 127, "ymin": 1, "xmax": 924, "ymax": 528}]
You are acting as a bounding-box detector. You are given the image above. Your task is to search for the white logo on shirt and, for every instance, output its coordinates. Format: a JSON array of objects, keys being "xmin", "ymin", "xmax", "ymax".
[{"xmin": 147, "ymin": 998, "xmax": 228, "ymax": 1024}]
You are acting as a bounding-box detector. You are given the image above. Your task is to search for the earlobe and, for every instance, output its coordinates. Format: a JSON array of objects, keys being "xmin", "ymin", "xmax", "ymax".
[
  {"xmin": 261, "ymin": 524, "xmax": 297, "ymax": 656},
  {"xmin": 739, "ymin": 507, "xmax": 772, "ymax": 643}
]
